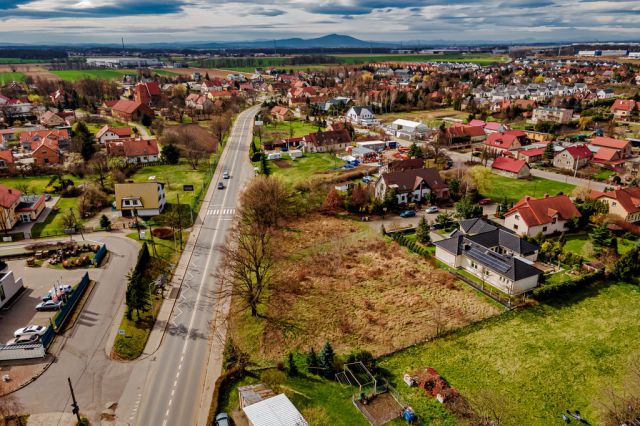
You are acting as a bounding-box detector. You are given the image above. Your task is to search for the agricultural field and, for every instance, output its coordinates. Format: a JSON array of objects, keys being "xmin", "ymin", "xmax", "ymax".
[
  {"xmin": 228, "ymin": 214, "xmax": 500, "ymax": 364},
  {"xmin": 335, "ymin": 53, "xmax": 509, "ymax": 66},
  {"xmin": 380, "ymin": 282, "xmax": 640, "ymax": 425},
  {"xmin": 478, "ymin": 174, "xmax": 576, "ymax": 204},
  {"xmin": 0, "ymin": 71, "xmax": 26, "ymax": 84},
  {"xmin": 0, "ymin": 58, "xmax": 47, "ymax": 64},
  {"xmin": 49, "ymin": 69, "xmax": 132, "ymax": 81}
]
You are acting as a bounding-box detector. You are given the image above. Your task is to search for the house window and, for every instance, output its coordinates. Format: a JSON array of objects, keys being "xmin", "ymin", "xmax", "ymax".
[
  {"xmin": 515, "ymin": 214, "xmax": 520, "ymax": 220},
  {"xmin": 552, "ymin": 217, "xmax": 557, "ymax": 224},
  {"xmin": 612, "ymin": 201, "xmax": 617, "ymax": 206},
  {"xmin": 542, "ymin": 226, "xmax": 548, "ymax": 232},
  {"xmin": 513, "ymin": 224, "xmax": 518, "ymax": 230}
]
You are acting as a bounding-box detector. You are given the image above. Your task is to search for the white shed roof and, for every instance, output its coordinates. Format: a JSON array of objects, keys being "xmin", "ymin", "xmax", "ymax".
[
  {"xmin": 243, "ymin": 394, "xmax": 308, "ymax": 426},
  {"xmin": 392, "ymin": 119, "xmax": 426, "ymax": 129}
]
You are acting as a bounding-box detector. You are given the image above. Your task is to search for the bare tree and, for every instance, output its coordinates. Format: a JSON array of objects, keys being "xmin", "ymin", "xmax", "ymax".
[
  {"xmin": 239, "ymin": 176, "xmax": 288, "ymax": 229},
  {"xmin": 218, "ymin": 222, "xmax": 273, "ymax": 317},
  {"xmin": 0, "ymin": 393, "xmax": 24, "ymax": 424},
  {"xmin": 600, "ymin": 357, "xmax": 640, "ymax": 425},
  {"xmin": 210, "ymin": 112, "xmax": 232, "ymax": 145},
  {"xmin": 89, "ymin": 151, "xmax": 110, "ymax": 191}
]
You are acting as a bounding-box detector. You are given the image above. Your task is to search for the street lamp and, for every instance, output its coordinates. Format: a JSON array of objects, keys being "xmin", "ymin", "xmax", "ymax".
[{"xmin": 133, "ymin": 208, "xmax": 141, "ymax": 240}]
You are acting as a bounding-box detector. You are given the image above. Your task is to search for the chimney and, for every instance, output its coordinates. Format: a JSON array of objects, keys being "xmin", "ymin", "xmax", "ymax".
[
  {"xmin": 525, "ymin": 196, "xmax": 531, "ymax": 201},
  {"xmin": 544, "ymin": 193, "xmax": 549, "ymax": 198}
]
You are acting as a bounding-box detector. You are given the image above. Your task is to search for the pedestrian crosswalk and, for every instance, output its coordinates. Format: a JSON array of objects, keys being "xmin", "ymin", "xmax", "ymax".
[{"xmin": 207, "ymin": 208, "xmax": 236, "ymax": 216}]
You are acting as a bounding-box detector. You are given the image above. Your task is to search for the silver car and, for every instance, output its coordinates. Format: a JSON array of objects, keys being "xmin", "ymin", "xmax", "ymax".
[{"xmin": 14, "ymin": 325, "xmax": 47, "ymax": 338}]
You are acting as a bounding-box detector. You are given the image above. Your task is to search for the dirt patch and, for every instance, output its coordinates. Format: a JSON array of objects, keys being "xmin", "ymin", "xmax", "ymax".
[
  {"xmin": 0, "ymin": 64, "xmax": 59, "ymax": 81},
  {"xmin": 272, "ymin": 160, "xmax": 291, "ymax": 169},
  {"xmin": 164, "ymin": 123, "xmax": 218, "ymax": 152},
  {"xmin": 230, "ymin": 214, "xmax": 500, "ymax": 362},
  {"xmin": 0, "ymin": 355, "xmax": 53, "ymax": 396}
]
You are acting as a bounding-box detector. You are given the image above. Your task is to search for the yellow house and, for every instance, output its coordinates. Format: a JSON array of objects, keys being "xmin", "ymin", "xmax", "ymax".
[
  {"xmin": 114, "ymin": 182, "xmax": 166, "ymax": 217},
  {"xmin": 0, "ymin": 184, "xmax": 21, "ymax": 231},
  {"xmin": 590, "ymin": 187, "xmax": 640, "ymax": 223}
]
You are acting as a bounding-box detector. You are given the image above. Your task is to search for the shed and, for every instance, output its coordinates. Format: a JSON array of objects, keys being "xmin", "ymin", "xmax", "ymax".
[{"xmin": 242, "ymin": 394, "xmax": 308, "ymax": 426}]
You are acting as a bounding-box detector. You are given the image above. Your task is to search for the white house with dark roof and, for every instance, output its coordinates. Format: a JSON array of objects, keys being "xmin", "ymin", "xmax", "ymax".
[
  {"xmin": 345, "ymin": 106, "xmax": 378, "ymax": 126},
  {"xmin": 434, "ymin": 218, "xmax": 542, "ymax": 295}
]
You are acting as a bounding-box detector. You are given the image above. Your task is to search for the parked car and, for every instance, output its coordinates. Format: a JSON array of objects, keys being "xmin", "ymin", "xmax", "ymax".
[
  {"xmin": 479, "ymin": 198, "xmax": 493, "ymax": 205},
  {"xmin": 215, "ymin": 412, "xmax": 231, "ymax": 426},
  {"xmin": 44, "ymin": 194, "xmax": 52, "ymax": 201},
  {"xmin": 217, "ymin": 182, "xmax": 225, "ymax": 190},
  {"xmin": 36, "ymin": 300, "xmax": 63, "ymax": 311},
  {"xmin": 425, "ymin": 206, "xmax": 439, "ymax": 214},
  {"xmin": 6, "ymin": 334, "xmax": 41, "ymax": 346},
  {"xmin": 14, "ymin": 325, "xmax": 47, "ymax": 338},
  {"xmin": 399, "ymin": 209, "xmax": 417, "ymax": 218},
  {"xmin": 222, "ymin": 171, "xmax": 230, "ymax": 179},
  {"xmin": 42, "ymin": 285, "xmax": 73, "ymax": 302}
]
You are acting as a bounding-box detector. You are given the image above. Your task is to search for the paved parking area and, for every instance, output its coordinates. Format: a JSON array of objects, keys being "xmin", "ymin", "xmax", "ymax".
[{"xmin": 0, "ymin": 259, "xmax": 91, "ymax": 344}]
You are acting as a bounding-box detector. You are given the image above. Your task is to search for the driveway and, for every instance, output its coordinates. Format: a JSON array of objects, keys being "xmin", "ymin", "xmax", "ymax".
[{"xmin": 12, "ymin": 196, "xmax": 60, "ymax": 239}]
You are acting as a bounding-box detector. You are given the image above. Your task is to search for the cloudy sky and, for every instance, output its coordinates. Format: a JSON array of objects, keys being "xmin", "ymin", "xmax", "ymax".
[{"xmin": 0, "ymin": 0, "xmax": 639, "ymax": 44}]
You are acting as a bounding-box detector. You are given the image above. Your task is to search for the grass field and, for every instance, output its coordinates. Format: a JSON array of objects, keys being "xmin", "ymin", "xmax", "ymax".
[
  {"xmin": 259, "ymin": 120, "xmax": 319, "ymax": 144},
  {"xmin": 0, "ymin": 58, "xmax": 47, "ymax": 64},
  {"xmin": 562, "ymin": 233, "xmax": 637, "ymax": 261},
  {"xmin": 267, "ymin": 153, "xmax": 343, "ymax": 186},
  {"xmin": 0, "ymin": 72, "xmax": 26, "ymax": 84},
  {"xmin": 380, "ymin": 282, "xmax": 640, "ymax": 425},
  {"xmin": 31, "ymin": 197, "xmax": 83, "ymax": 238},
  {"xmin": 0, "ymin": 175, "xmax": 58, "ymax": 193},
  {"xmin": 479, "ymin": 174, "xmax": 576, "ymax": 203},
  {"xmin": 335, "ymin": 53, "xmax": 508, "ymax": 65},
  {"xmin": 228, "ymin": 214, "xmax": 499, "ymax": 363},
  {"xmin": 377, "ymin": 108, "xmax": 468, "ymax": 127},
  {"xmin": 152, "ymin": 69, "xmax": 179, "ymax": 77},
  {"xmin": 50, "ymin": 69, "xmax": 131, "ymax": 81}
]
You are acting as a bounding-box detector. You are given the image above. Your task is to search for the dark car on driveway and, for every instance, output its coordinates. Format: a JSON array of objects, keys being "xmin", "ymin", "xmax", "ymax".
[{"xmin": 399, "ymin": 209, "xmax": 417, "ymax": 218}]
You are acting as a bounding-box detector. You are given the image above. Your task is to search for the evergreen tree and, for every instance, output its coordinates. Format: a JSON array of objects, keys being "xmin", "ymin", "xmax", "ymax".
[
  {"xmin": 408, "ymin": 142, "xmax": 423, "ymax": 158},
  {"xmin": 416, "ymin": 216, "xmax": 431, "ymax": 244},
  {"xmin": 455, "ymin": 196, "xmax": 482, "ymax": 219},
  {"xmin": 161, "ymin": 144, "xmax": 180, "ymax": 164},
  {"xmin": 544, "ymin": 143, "xmax": 555, "ymax": 161},
  {"xmin": 125, "ymin": 269, "xmax": 151, "ymax": 320},
  {"xmin": 260, "ymin": 155, "xmax": 270, "ymax": 176},
  {"xmin": 318, "ymin": 342, "xmax": 335, "ymax": 378},
  {"xmin": 306, "ymin": 348, "xmax": 319, "ymax": 374},
  {"xmin": 383, "ymin": 186, "xmax": 398, "ymax": 210},
  {"xmin": 99, "ymin": 214, "xmax": 111, "ymax": 230},
  {"xmin": 590, "ymin": 221, "xmax": 612, "ymax": 250},
  {"xmin": 286, "ymin": 353, "xmax": 299, "ymax": 377}
]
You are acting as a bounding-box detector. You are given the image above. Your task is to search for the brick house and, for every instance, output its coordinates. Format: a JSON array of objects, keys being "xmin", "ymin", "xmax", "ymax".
[
  {"xmin": 111, "ymin": 99, "xmax": 154, "ymax": 122},
  {"xmin": 0, "ymin": 150, "xmax": 16, "ymax": 174},
  {"xmin": 32, "ymin": 140, "xmax": 61, "ymax": 166}
]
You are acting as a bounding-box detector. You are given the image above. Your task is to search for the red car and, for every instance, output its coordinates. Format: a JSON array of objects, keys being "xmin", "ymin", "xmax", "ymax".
[{"xmin": 479, "ymin": 198, "xmax": 493, "ymax": 205}]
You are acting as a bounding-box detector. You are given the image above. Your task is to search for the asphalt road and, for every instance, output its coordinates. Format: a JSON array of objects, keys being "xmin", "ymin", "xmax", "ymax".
[
  {"xmin": 13, "ymin": 233, "xmax": 141, "ymax": 420},
  {"xmin": 131, "ymin": 106, "xmax": 259, "ymax": 426}
]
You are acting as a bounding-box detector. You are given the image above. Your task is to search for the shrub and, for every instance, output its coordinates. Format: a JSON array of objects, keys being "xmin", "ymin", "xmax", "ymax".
[
  {"xmin": 151, "ymin": 227, "xmax": 174, "ymax": 240},
  {"xmin": 532, "ymin": 270, "xmax": 604, "ymax": 300}
]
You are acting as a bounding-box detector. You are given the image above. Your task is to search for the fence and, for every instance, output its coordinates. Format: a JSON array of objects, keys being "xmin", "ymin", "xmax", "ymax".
[
  {"xmin": 40, "ymin": 325, "xmax": 55, "ymax": 349},
  {"xmin": 52, "ymin": 272, "xmax": 90, "ymax": 330},
  {"xmin": 0, "ymin": 344, "xmax": 45, "ymax": 361},
  {"xmin": 92, "ymin": 244, "xmax": 107, "ymax": 266}
]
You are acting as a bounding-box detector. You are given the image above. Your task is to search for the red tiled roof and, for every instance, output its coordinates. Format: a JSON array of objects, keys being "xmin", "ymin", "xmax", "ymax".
[
  {"xmin": 123, "ymin": 139, "xmax": 159, "ymax": 157},
  {"xmin": 611, "ymin": 99, "xmax": 640, "ymax": 112},
  {"xmin": 138, "ymin": 81, "xmax": 161, "ymax": 96},
  {"xmin": 304, "ymin": 129, "xmax": 351, "ymax": 147},
  {"xmin": 484, "ymin": 130, "xmax": 525, "ymax": 150},
  {"xmin": 20, "ymin": 129, "xmax": 69, "ymax": 143},
  {"xmin": 593, "ymin": 147, "xmax": 621, "ymax": 162},
  {"xmin": 518, "ymin": 147, "xmax": 545, "ymax": 157},
  {"xmin": 505, "ymin": 195, "xmax": 580, "ymax": 226},
  {"xmin": 0, "ymin": 184, "xmax": 21, "ymax": 209},
  {"xmin": 32, "ymin": 139, "xmax": 59, "ymax": 153},
  {"xmin": 564, "ymin": 144, "xmax": 593, "ymax": 160},
  {"xmin": 0, "ymin": 150, "xmax": 14, "ymax": 164},
  {"xmin": 96, "ymin": 125, "xmax": 132, "ymax": 140},
  {"xmin": 591, "ymin": 136, "xmax": 629, "ymax": 150},
  {"xmin": 590, "ymin": 187, "xmax": 640, "ymax": 214},
  {"xmin": 381, "ymin": 167, "xmax": 448, "ymax": 193},
  {"xmin": 112, "ymin": 99, "xmax": 145, "ymax": 115},
  {"xmin": 491, "ymin": 156, "xmax": 528, "ymax": 174}
]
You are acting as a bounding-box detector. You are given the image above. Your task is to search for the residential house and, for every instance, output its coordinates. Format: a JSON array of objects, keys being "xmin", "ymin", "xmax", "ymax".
[
  {"xmin": 553, "ymin": 144, "xmax": 593, "ymax": 170},
  {"xmin": 434, "ymin": 218, "xmax": 542, "ymax": 295},
  {"xmin": 610, "ymin": 99, "xmax": 640, "ymax": 121},
  {"xmin": 0, "ymin": 184, "xmax": 21, "ymax": 231},
  {"xmin": 386, "ymin": 158, "xmax": 425, "ymax": 173},
  {"xmin": 106, "ymin": 138, "xmax": 160, "ymax": 164},
  {"xmin": 596, "ymin": 88, "xmax": 615, "ymax": 99},
  {"xmin": 517, "ymin": 147, "xmax": 545, "ymax": 163},
  {"xmin": 114, "ymin": 182, "xmax": 166, "ymax": 217},
  {"xmin": 302, "ymin": 129, "xmax": 351, "ymax": 153},
  {"xmin": 345, "ymin": 106, "xmax": 378, "ymax": 126},
  {"xmin": 483, "ymin": 130, "xmax": 527, "ymax": 154},
  {"xmin": 96, "ymin": 125, "xmax": 133, "ymax": 144},
  {"xmin": 20, "ymin": 129, "xmax": 70, "ymax": 151},
  {"xmin": 391, "ymin": 119, "xmax": 429, "ymax": 138},
  {"xmin": 446, "ymin": 125, "xmax": 487, "ymax": 146},
  {"xmin": 593, "ymin": 147, "xmax": 624, "ymax": 165},
  {"xmin": 0, "ymin": 150, "xmax": 16, "ymax": 174},
  {"xmin": 531, "ymin": 107, "xmax": 573, "ymax": 124},
  {"xmin": 39, "ymin": 110, "xmax": 66, "ymax": 128},
  {"xmin": 185, "ymin": 93, "xmax": 212, "ymax": 111},
  {"xmin": 270, "ymin": 106, "xmax": 294, "ymax": 121},
  {"xmin": 504, "ymin": 194, "xmax": 581, "ymax": 237},
  {"xmin": 469, "ymin": 120, "xmax": 509, "ymax": 135},
  {"xmin": 491, "ymin": 156, "xmax": 531, "ymax": 178},
  {"xmin": 134, "ymin": 81, "xmax": 162, "ymax": 107},
  {"xmin": 32, "ymin": 139, "xmax": 62, "ymax": 166},
  {"xmin": 590, "ymin": 136, "xmax": 632, "ymax": 158},
  {"xmin": 375, "ymin": 167, "xmax": 449, "ymax": 204},
  {"xmin": 0, "ymin": 271, "xmax": 24, "ymax": 309},
  {"xmin": 589, "ymin": 187, "xmax": 640, "ymax": 223},
  {"xmin": 111, "ymin": 99, "xmax": 154, "ymax": 122},
  {"xmin": 15, "ymin": 194, "xmax": 45, "ymax": 223}
]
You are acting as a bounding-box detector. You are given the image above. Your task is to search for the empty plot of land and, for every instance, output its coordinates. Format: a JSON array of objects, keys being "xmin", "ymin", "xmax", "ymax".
[{"xmin": 231, "ymin": 215, "xmax": 500, "ymax": 362}]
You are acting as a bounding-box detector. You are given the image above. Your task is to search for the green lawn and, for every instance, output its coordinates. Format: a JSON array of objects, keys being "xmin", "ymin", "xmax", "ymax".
[
  {"xmin": 129, "ymin": 159, "xmax": 214, "ymax": 208},
  {"xmin": 380, "ymin": 282, "xmax": 640, "ymax": 425},
  {"xmin": 50, "ymin": 69, "xmax": 130, "ymax": 81},
  {"xmin": 481, "ymin": 174, "xmax": 576, "ymax": 204},
  {"xmin": 563, "ymin": 234, "xmax": 595, "ymax": 260},
  {"xmin": 31, "ymin": 197, "xmax": 83, "ymax": 238},
  {"xmin": 259, "ymin": 120, "xmax": 319, "ymax": 144},
  {"xmin": 267, "ymin": 153, "xmax": 341, "ymax": 186},
  {"xmin": 594, "ymin": 169, "xmax": 615, "ymax": 181},
  {"xmin": 220, "ymin": 370, "xmax": 369, "ymax": 426},
  {"xmin": 112, "ymin": 294, "xmax": 162, "ymax": 360},
  {"xmin": 0, "ymin": 175, "xmax": 58, "ymax": 193},
  {"xmin": 0, "ymin": 71, "xmax": 26, "ymax": 84},
  {"xmin": 0, "ymin": 58, "xmax": 46, "ymax": 64}
]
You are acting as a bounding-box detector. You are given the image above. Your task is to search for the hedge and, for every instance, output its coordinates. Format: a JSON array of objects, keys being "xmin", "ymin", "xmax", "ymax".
[
  {"xmin": 390, "ymin": 233, "xmax": 431, "ymax": 257},
  {"xmin": 532, "ymin": 270, "xmax": 604, "ymax": 299}
]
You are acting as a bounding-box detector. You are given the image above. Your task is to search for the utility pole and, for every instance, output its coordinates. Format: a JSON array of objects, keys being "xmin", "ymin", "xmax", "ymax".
[
  {"xmin": 133, "ymin": 208, "xmax": 141, "ymax": 240},
  {"xmin": 68, "ymin": 377, "xmax": 82, "ymax": 424},
  {"xmin": 176, "ymin": 194, "xmax": 183, "ymax": 250}
]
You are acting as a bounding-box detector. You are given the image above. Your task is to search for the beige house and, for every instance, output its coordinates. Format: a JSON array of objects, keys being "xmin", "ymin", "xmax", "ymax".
[
  {"xmin": 114, "ymin": 182, "xmax": 166, "ymax": 217},
  {"xmin": 531, "ymin": 107, "xmax": 573, "ymax": 124},
  {"xmin": 589, "ymin": 187, "xmax": 640, "ymax": 223}
]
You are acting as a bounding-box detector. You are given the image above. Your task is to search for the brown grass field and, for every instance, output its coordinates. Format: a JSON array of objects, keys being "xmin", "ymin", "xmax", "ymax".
[
  {"xmin": 229, "ymin": 215, "xmax": 500, "ymax": 362},
  {"xmin": 0, "ymin": 64, "xmax": 58, "ymax": 80}
]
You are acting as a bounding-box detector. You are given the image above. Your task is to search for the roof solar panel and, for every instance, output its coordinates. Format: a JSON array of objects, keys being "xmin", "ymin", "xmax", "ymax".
[{"xmin": 467, "ymin": 246, "xmax": 511, "ymax": 273}]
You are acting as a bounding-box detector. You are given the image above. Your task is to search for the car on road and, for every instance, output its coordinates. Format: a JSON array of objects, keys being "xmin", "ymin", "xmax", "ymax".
[
  {"xmin": 222, "ymin": 171, "xmax": 230, "ymax": 179},
  {"xmin": 479, "ymin": 198, "xmax": 493, "ymax": 205},
  {"xmin": 425, "ymin": 206, "xmax": 439, "ymax": 214},
  {"xmin": 399, "ymin": 209, "xmax": 417, "ymax": 218},
  {"xmin": 215, "ymin": 412, "xmax": 231, "ymax": 426},
  {"xmin": 14, "ymin": 325, "xmax": 47, "ymax": 338},
  {"xmin": 6, "ymin": 334, "xmax": 41, "ymax": 346},
  {"xmin": 217, "ymin": 182, "xmax": 225, "ymax": 190},
  {"xmin": 36, "ymin": 299, "xmax": 63, "ymax": 311}
]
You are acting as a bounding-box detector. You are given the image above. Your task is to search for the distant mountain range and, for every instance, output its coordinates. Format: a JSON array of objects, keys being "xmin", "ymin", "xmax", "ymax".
[{"xmin": 150, "ymin": 34, "xmax": 396, "ymax": 49}]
